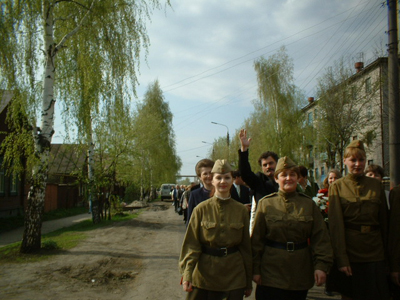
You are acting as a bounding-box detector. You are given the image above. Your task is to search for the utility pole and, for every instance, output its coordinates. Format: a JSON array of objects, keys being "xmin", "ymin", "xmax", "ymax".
[{"xmin": 388, "ymin": 0, "xmax": 400, "ymax": 188}]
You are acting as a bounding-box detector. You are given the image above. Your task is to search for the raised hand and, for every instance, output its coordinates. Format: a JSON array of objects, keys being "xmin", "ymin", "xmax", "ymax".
[{"xmin": 239, "ymin": 129, "xmax": 252, "ymax": 152}]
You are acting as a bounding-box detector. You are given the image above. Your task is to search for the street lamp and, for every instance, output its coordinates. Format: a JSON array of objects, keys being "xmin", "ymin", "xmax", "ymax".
[
  {"xmin": 211, "ymin": 122, "xmax": 230, "ymax": 161},
  {"xmin": 211, "ymin": 122, "xmax": 229, "ymax": 147}
]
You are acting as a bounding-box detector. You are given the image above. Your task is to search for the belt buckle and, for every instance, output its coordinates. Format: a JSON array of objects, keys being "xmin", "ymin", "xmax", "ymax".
[
  {"xmin": 286, "ymin": 242, "xmax": 295, "ymax": 252},
  {"xmin": 221, "ymin": 247, "xmax": 228, "ymax": 256},
  {"xmin": 361, "ymin": 225, "xmax": 371, "ymax": 233}
]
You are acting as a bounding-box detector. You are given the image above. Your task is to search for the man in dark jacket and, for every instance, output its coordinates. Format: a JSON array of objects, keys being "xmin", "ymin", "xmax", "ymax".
[{"xmin": 238, "ymin": 129, "xmax": 279, "ymax": 204}]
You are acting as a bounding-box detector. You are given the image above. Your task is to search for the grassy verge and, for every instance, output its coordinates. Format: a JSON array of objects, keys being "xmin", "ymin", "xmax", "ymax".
[
  {"xmin": 0, "ymin": 206, "xmax": 88, "ymax": 234},
  {"xmin": 0, "ymin": 210, "xmax": 141, "ymax": 264}
]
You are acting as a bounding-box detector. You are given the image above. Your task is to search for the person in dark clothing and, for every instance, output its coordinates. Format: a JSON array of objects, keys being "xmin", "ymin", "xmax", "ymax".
[
  {"xmin": 238, "ymin": 129, "xmax": 279, "ymax": 204},
  {"xmin": 297, "ymin": 165, "xmax": 319, "ymax": 198},
  {"xmin": 186, "ymin": 158, "xmax": 214, "ymax": 225},
  {"xmin": 231, "ymin": 170, "xmax": 251, "ymax": 210}
]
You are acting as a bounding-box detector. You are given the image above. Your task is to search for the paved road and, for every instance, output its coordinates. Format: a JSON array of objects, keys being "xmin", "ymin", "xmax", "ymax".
[{"xmin": 0, "ymin": 213, "xmax": 92, "ymax": 248}]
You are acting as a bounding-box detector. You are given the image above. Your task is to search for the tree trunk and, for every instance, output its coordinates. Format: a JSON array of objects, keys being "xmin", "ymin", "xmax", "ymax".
[
  {"xmin": 20, "ymin": 159, "xmax": 48, "ymax": 253},
  {"xmin": 88, "ymin": 138, "xmax": 101, "ymax": 224},
  {"xmin": 20, "ymin": 1, "xmax": 56, "ymax": 253}
]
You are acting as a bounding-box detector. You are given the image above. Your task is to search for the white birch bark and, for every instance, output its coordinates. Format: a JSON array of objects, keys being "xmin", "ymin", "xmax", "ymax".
[{"xmin": 21, "ymin": 0, "xmax": 55, "ymax": 252}]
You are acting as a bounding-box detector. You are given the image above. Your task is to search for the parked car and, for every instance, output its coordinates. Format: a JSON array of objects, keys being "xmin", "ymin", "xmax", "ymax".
[{"xmin": 159, "ymin": 183, "xmax": 175, "ymax": 201}]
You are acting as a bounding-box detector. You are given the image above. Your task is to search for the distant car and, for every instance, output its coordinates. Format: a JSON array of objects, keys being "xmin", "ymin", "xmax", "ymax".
[{"xmin": 159, "ymin": 183, "xmax": 175, "ymax": 201}]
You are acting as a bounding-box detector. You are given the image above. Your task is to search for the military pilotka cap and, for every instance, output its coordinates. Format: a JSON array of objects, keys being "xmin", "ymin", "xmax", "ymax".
[
  {"xmin": 346, "ymin": 139, "xmax": 365, "ymax": 152},
  {"xmin": 275, "ymin": 156, "xmax": 297, "ymax": 175},
  {"xmin": 211, "ymin": 159, "xmax": 232, "ymax": 174}
]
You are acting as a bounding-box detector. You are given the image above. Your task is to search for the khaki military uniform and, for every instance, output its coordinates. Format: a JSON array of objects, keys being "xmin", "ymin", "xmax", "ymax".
[
  {"xmin": 328, "ymin": 174, "xmax": 388, "ymax": 267},
  {"xmin": 251, "ymin": 190, "xmax": 333, "ymax": 291},
  {"xmin": 179, "ymin": 196, "xmax": 252, "ymax": 291},
  {"xmin": 389, "ymin": 186, "xmax": 400, "ymax": 273}
]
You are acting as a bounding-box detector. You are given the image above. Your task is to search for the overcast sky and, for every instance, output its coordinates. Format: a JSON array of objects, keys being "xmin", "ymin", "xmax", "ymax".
[
  {"xmin": 131, "ymin": 0, "xmax": 388, "ymax": 177},
  {"xmin": 52, "ymin": 0, "xmax": 388, "ymax": 178}
]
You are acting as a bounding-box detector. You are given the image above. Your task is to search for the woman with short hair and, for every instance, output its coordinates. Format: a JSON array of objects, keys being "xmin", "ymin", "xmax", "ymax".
[{"xmin": 251, "ymin": 156, "xmax": 333, "ymax": 300}]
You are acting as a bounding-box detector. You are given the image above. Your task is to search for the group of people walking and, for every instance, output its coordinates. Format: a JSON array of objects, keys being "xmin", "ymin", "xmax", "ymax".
[{"xmin": 178, "ymin": 129, "xmax": 400, "ymax": 300}]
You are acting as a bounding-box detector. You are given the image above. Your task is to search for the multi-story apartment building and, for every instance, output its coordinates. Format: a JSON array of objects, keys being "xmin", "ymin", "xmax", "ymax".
[{"xmin": 302, "ymin": 57, "xmax": 390, "ymax": 186}]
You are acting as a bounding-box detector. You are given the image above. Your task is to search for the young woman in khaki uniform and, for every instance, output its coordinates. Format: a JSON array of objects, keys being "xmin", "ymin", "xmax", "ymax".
[
  {"xmin": 251, "ymin": 157, "xmax": 333, "ymax": 300},
  {"xmin": 328, "ymin": 140, "xmax": 390, "ymax": 300},
  {"xmin": 179, "ymin": 159, "xmax": 253, "ymax": 300}
]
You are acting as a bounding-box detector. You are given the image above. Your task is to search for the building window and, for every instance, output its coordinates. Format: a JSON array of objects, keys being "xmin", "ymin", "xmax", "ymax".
[
  {"xmin": 368, "ymin": 160, "xmax": 374, "ymax": 165},
  {"xmin": 321, "ymin": 166, "xmax": 325, "ymax": 176},
  {"xmin": 309, "ymin": 147, "xmax": 313, "ymax": 159},
  {"xmin": 367, "ymin": 105, "xmax": 372, "ymax": 119},
  {"xmin": 308, "ymin": 112, "xmax": 313, "ymax": 125},
  {"xmin": 315, "ymin": 168, "xmax": 319, "ymax": 180},
  {"xmin": 314, "ymin": 109, "xmax": 318, "ymax": 120},
  {"xmin": 365, "ymin": 77, "xmax": 372, "ymax": 94}
]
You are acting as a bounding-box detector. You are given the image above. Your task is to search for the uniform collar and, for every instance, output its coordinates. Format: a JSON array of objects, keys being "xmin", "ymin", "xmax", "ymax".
[{"xmin": 278, "ymin": 189, "xmax": 296, "ymax": 199}]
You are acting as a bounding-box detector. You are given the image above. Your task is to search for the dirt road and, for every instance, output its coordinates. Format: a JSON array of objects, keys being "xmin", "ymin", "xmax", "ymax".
[{"xmin": 0, "ymin": 201, "xmax": 339, "ymax": 299}]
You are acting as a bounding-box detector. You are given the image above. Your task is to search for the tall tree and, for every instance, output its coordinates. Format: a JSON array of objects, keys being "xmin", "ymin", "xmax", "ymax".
[
  {"xmin": 0, "ymin": 0, "xmax": 168, "ymax": 253},
  {"xmin": 244, "ymin": 47, "xmax": 304, "ymax": 170},
  {"xmin": 133, "ymin": 80, "xmax": 181, "ymax": 196},
  {"xmin": 315, "ymin": 58, "xmax": 380, "ymax": 172}
]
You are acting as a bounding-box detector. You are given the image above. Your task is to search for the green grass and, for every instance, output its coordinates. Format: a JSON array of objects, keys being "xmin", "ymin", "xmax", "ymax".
[
  {"xmin": 0, "ymin": 210, "xmax": 141, "ymax": 264},
  {"xmin": 0, "ymin": 206, "xmax": 88, "ymax": 234}
]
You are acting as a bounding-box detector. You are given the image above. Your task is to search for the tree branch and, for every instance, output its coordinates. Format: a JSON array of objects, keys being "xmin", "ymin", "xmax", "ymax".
[
  {"xmin": 55, "ymin": 0, "xmax": 96, "ymax": 52},
  {"xmin": 55, "ymin": 0, "xmax": 90, "ymax": 10}
]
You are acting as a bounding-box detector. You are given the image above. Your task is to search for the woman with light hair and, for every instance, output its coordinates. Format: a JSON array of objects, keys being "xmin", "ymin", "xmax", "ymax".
[{"xmin": 328, "ymin": 140, "xmax": 390, "ymax": 300}]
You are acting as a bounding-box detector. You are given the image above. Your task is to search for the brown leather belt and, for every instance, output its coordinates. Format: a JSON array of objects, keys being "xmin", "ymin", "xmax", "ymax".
[
  {"xmin": 265, "ymin": 239, "xmax": 308, "ymax": 252},
  {"xmin": 345, "ymin": 223, "xmax": 380, "ymax": 233},
  {"xmin": 201, "ymin": 245, "xmax": 239, "ymax": 257}
]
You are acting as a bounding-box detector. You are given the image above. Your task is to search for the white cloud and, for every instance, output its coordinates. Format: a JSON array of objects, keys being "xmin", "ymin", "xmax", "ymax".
[{"xmin": 132, "ymin": 0, "xmax": 387, "ymax": 175}]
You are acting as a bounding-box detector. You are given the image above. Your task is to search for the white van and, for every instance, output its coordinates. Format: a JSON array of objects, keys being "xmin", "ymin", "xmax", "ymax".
[{"xmin": 159, "ymin": 183, "xmax": 175, "ymax": 201}]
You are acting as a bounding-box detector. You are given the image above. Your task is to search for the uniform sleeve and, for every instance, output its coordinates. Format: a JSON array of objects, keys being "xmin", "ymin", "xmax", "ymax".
[
  {"xmin": 238, "ymin": 149, "xmax": 260, "ymax": 191},
  {"xmin": 251, "ymin": 198, "xmax": 267, "ymax": 275},
  {"xmin": 179, "ymin": 209, "xmax": 202, "ymax": 282},
  {"xmin": 310, "ymin": 201, "xmax": 333, "ymax": 272},
  {"xmin": 328, "ymin": 183, "xmax": 349, "ymax": 268},
  {"xmin": 238, "ymin": 208, "xmax": 253, "ymax": 289},
  {"xmin": 389, "ymin": 187, "xmax": 400, "ymax": 272}
]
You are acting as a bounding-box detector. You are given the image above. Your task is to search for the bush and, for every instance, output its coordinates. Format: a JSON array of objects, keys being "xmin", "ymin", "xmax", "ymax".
[
  {"xmin": 124, "ymin": 184, "xmax": 140, "ymax": 203},
  {"xmin": 41, "ymin": 240, "xmax": 60, "ymax": 250}
]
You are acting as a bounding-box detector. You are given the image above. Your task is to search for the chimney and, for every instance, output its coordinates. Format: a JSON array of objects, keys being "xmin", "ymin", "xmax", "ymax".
[
  {"xmin": 355, "ymin": 62, "xmax": 364, "ymax": 73},
  {"xmin": 308, "ymin": 97, "xmax": 314, "ymax": 103}
]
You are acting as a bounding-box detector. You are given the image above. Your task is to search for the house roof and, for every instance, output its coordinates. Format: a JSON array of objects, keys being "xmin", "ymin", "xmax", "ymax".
[{"xmin": 48, "ymin": 144, "xmax": 87, "ymax": 176}]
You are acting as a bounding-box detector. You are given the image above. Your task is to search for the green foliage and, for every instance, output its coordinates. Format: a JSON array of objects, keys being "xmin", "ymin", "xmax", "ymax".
[
  {"xmin": 315, "ymin": 57, "xmax": 380, "ymax": 171},
  {"xmin": 124, "ymin": 184, "xmax": 140, "ymax": 203},
  {"xmin": 243, "ymin": 47, "xmax": 305, "ymax": 169},
  {"xmin": 41, "ymin": 240, "xmax": 59, "ymax": 250},
  {"xmin": 132, "ymin": 80, "xmax": 182, "ymax": 189}
]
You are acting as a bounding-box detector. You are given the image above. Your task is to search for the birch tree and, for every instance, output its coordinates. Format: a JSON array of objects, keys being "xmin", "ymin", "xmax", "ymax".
[
  {"xmin": 0, "ymin": 0, "xmax": 168, "ymax": 253},
  {"xmin": 248, "ymin": 47, "xmax": 304, "ymax": 166}
]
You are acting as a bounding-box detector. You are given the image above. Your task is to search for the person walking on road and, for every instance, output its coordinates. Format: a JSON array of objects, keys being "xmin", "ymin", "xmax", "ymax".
[
  {"xmin": 179, "ymin": 159, "xmax": 252, "ymax": 300},
  {"xmin": 186, "ymin": 158, "xmax": 214, "ymax": 225},
  {"xmin": 328, "ymin": 140, "xmax": 390, "ymax": 300},
  {"xmin": 251, "ymin": 156, "xmax": 333, "ymax": 300}
]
